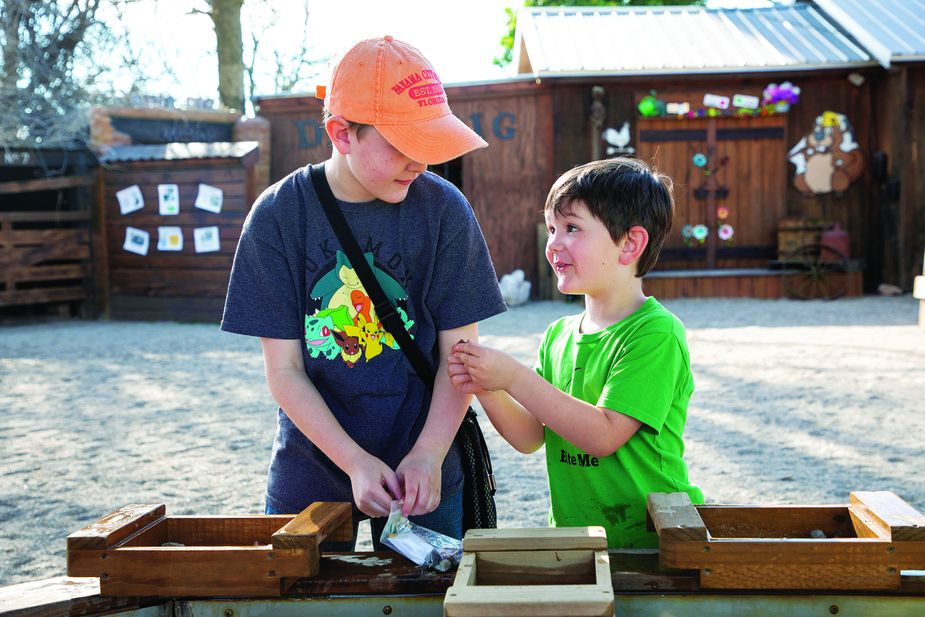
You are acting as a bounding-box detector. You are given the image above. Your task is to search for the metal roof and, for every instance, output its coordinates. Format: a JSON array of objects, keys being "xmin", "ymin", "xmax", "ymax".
[
  {"xmin": 514, "ymin": 4, "xmax": 874, "ymax": 78},
  {"xmin": 99, "ymin": 141, "xmax": 259, "ymax": 163},
  {"xmin": 814, "ymin": 0, "xmax": 925, "ymax": 67}
]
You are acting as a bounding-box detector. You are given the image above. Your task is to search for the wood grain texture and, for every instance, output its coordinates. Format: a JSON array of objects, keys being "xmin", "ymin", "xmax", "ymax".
[
  {"xmin": 463, "ymin": 527, "xmax": 607, "ymax": 552},
  {"xmin": 647, "ymin": 493, "xmax": 708, "ymax": 543}
]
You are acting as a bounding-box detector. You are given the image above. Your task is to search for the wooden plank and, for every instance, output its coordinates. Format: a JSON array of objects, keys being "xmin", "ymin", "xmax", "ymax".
[
  {"xmin": 0, "ymin": 210, "xmax": 91, "ymax": 223},
  {"xmin": 647, "ymin": 493, "xmax": 707, "ymax": 542},
  {"xmin": 700, "ymin": 563, "xmax": 899, "ymax": 590},
  {"xmin": 444, "ymin": 584, "xmax": 612, "ymax": 617},
  {"xmin": 69, "ymin": 546, "xmax": 311, "ymax": 597},
  {"xmin": 0, "ymin": 228, "xmax": 90, "ymax": 248},
  {"xmin": 0, "ymin": 576, "xmax": 158, "ymax": 617},
  {"xmin": 659, "ymin": 537, "xmax": 894, "ymax": 568},
  {"xmin": 273, "ymin": 502, "xmax": 353, "ymax": 550},
  {"xmin": 164, "ymin": 515, "xmax": 294, "ymax": 546},
  {"xmin": 0, "ymin": 174, "xmax": 95, "ymax": 195},
  {"xmin": 463, "ymin": 527, "xmax": 608, "ymax": 552},
  {"xmin": 0, "ymin": 287, "xmax": 88, "ymax": 307},
  {"xmin": 6, "ymin": 264, "xmax": 91, "ymax": 283},
  {"xmin": 850, "ymin": 492, "xmax": 925, "ymax": 541},
  {"xmin": 474, "ymin": 549, "xmax": 595, "ymax": 585},
  {"xmin": 67, "ymin": 504, "xmax": 166, "ymax": 551}
]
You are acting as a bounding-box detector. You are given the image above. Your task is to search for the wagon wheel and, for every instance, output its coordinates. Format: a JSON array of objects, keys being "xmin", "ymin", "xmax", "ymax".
[{"xmin": 782, "ymin": 243, "xmax": 849, "ymax": 300}]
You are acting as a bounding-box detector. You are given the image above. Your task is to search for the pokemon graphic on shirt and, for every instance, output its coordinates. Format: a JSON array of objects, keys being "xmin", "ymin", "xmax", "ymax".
[{"xmin": 305, "ymin": 250, "xmax": 414, "ymax": 367}]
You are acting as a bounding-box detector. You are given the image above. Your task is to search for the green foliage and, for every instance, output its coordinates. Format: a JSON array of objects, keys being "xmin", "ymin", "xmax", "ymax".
[{"xmin": 494, "ymin": 0, "xmax": 706, "ymax": 68}]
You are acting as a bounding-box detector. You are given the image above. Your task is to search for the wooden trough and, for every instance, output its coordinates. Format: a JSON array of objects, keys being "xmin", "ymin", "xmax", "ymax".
[
  {"xmin": 648, "ymin": 491, "xmax": 925, "ymax": 590},
  {"xmin": 444, "ymin": 527, "xmax": 613, "ymax": 617},
  {"xmin": 66, "ymin": 502, "xmax": 351, "ymax": 597}
]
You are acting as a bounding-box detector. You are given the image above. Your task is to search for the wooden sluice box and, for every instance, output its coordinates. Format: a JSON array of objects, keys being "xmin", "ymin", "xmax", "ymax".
[
  {"xmin": 444, "ymin": 527, "xmax": 613, "ymax": 617},
  {"xmin": 66, "ymin": 502, "xmax": 352, "ymax": 597},
  {"xmin": 648, "ymin": 490, "xmax": 925, "ymax": 590}
]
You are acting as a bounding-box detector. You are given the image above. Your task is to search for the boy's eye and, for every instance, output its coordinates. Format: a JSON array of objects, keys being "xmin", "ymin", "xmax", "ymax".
[{"xmin": 567, "ymin": 224, "xmax": 579, "ymax": 233}]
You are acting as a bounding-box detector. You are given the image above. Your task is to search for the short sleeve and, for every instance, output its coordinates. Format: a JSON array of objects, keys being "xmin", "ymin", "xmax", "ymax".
[
  {"xmin": 426, "ymin": 197, "xmax": 506, "ymax": 331},
  {"xmin": 597, "ymin": 332, "xmax": 686, "ymax": 433},
  {"xmin": 220, "ymin": 195, "xmax": 303, "ymax": 340}
]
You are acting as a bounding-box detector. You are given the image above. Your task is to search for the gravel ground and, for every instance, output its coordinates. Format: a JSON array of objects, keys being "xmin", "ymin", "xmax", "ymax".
[{"xmin": 1, "ymin": 295, "xmax": 923, "ymax": 586}]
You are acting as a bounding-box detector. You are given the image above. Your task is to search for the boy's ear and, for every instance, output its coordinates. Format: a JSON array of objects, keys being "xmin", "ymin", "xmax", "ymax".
[
  {"xmin": 619, "ymin": 226, "xmax": 649, "ymax": 266},
  {"xmin": 325, "ymin": 115, "xmax": 352, "ymax": 155}
]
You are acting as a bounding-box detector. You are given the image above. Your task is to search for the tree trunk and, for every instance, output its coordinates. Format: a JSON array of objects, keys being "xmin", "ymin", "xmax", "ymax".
[{"xmin": 209, "ymin": 0, "xmax": 244, "ymax": 112}]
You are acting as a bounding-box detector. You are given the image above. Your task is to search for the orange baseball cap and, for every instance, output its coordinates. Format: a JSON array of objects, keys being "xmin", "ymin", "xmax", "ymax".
[{"xmin": 316, "ymin": 36, "xmax": 488, "ymax": 165}]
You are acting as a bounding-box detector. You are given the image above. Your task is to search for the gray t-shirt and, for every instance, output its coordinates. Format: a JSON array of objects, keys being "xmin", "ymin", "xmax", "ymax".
[{"xmin": 222, "ymin": 164, "xmax": 506, "ymax": 514}]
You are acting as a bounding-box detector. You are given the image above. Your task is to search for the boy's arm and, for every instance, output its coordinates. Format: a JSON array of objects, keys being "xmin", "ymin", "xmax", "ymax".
[
  {"xmin": 473, "ymin": 389, "xmax": 546, "ymax": 454},
  {"xmin": 260, "ymin": 337, "xmax": 402, "ymax": 518},
  {"xmin": 454, "ymin": 341, "xmax": 641, "ymax": 458},
  {"xmin": 396, "ymin": 323, "xmax": 476, "ymax": 517}
]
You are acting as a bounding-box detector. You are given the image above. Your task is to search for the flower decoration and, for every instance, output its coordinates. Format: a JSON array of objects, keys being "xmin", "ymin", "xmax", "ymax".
[
  {"xmin": 692, "ymin": 153, "xmax": 707, "ymax": 168},
  {"xmin": 717, "ymin": 206, "xmax": 730, "ymax": 220},
  {"xmin": 692, "ymin": 224, "xmax": 709, "ymax": 242},
  {"xmin": 718, "ymin": 223, "xmax": 734, "ymax": 243}
]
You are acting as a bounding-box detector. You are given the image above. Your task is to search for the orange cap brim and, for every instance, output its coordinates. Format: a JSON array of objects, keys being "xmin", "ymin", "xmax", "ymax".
[{"xmin": 376, "ymin": 112, "xmax": 488, "ymax": 166}]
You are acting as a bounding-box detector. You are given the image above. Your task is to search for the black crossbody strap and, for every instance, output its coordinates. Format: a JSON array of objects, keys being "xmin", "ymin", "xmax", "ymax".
[{"xmin": 309, "ymin": 163, "xmax": 436, "ymax": 389}]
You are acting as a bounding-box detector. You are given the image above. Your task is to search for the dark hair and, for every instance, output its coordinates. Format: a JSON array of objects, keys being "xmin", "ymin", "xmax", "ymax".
[
  {"xmin": 321, "ymin": 109, "xmax": 370, "ymax": 137},
  {"xmin": 545, "ymin": 157, "xmax": 674, "ymax": 277}
]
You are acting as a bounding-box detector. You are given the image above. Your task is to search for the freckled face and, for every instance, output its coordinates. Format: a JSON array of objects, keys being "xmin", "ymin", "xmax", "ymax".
[
  {"xmin": 545, "ymin": 200, "xmax": 621, "ymax": 296},
  {"xmin": 345, "ymin": 126, "xmax": 427, "ymax": 203}
]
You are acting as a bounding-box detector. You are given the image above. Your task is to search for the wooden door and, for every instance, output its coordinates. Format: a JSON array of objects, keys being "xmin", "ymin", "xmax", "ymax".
[{"xmin": 636, "ymin": 115, "xmax": 788, "ymax": 270}]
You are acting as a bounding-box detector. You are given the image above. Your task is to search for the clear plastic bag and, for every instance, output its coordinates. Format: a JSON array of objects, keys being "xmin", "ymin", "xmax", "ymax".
[{"xmin": 379, "ymin": 501, "xmax": 462, "ymax": 572}]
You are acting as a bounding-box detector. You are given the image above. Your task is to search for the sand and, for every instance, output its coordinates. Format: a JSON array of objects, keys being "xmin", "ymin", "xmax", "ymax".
[{"xmin": 1, "ymin": 295, "xmax": 923, "ymax": 586}]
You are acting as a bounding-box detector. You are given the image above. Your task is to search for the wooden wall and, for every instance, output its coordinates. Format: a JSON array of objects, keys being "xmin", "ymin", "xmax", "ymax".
[
  {"xmin": 872, "ymin": 65, "xmax": 925, "ymax": 290},
  {"xmin": 256, "ymin": 66, "xmax": 925, "ymax": 296},
  {"xmin": 548, "ymin": 70, "xmax": 880, "ymax": 287},
  {"xmin": 255, "ymin": 80, "xmax": 556, "ymax": 285},
  {"xmin": 99, "ymin": 155, "xmax": 257, "ymax": 322}
]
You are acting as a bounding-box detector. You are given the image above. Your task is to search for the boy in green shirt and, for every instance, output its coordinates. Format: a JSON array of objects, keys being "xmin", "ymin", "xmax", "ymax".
[{"xmin": 448, "ymin": 157, "xmax": 702, "ymax": 548}]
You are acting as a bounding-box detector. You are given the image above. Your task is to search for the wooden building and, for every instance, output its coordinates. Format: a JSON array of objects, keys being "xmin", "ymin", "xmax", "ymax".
[
  {"xmin": 256, "ymin": 0, "xmax": 924, "ymax": 299},
  {"xmin": 0, "ymin": 147, "xmax": 97, "ymax": 317},
  {"xmin": 97, "ymin": 142, "xmax": 259, "ymax": 322}
]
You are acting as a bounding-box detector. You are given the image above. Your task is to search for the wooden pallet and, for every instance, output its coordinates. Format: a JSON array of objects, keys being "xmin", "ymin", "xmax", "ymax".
[
  {"xmin": 444, "ymin": 527, "xmax": 613, "ymax": 617},
  {"xmin": 648, "ymin": 491, "xmax": 925, "ymax": 590},
  {"xmin": 67, "ymin": 502, "xmax": 351, "ymax": 597}
]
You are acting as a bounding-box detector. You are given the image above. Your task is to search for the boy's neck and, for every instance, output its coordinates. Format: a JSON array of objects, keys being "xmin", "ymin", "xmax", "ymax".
[
  {"xmin": 581, "ymin": 281, "xmax": 647, "ymax": 333},
  {"xmin": 322, "ymin": 153, "xmax": 370, "ymax": 202}
]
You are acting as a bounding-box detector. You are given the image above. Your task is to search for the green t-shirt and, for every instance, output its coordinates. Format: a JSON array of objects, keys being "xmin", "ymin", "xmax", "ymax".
[{"xmin": 537, "ymin": 297, "xmax": 703, "ymax": 548}]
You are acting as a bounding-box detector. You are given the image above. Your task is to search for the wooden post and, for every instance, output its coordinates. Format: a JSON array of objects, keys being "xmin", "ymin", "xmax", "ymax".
[
  {"xmin": 705, "ymin": 118, "xmax": 718, "ymax": 269},
  {"xmin": 915, "ymin": 249, "xmax": 925, "ymax": 328},
  {"xmin": 589, "ymin": 86, "xmax": 606, "ymax": 161}
]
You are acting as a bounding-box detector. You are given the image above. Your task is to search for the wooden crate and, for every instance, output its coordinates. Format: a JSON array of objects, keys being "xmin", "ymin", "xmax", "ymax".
[
  {"xmin": 776, "ymin": 217, "xmax": 831, "ymax": 259},
  {"xmin": 648, "ymin": 491, "xmax": 925, "ymax": 590},
  {"xmin": 67, "ymin": 502, "xmax": 351, "ymax": 597},
  {"xmin": 0, "ymin": 175, "xmax": 95, "ymax": 311},
  {"xmin": 444, "ymin": 527, "xmax": 613, "ymax": 617}
]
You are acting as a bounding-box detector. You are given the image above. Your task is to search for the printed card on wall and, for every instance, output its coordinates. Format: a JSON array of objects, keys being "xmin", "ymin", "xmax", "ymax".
[
  {"xmin": 157, "ymin": 226, "xmax": 184, "ymax": 251},
  {"xmin": 117, "ymin": 185, "xmax": 144, "ymax": 215},
  {"xmin": 123, "ymin": 226, "xmax": 150, "ymax": 255},
  {"xmin": 158, "ymin": 184, "xmax": 180, "ymax": 215},
  {"xmin": 194, "ymin": 226, "xmax": 220, "ymax": 253},
  {"xmin": 195, "ymin": 183, "xmax": 223, "ymax": 213}
]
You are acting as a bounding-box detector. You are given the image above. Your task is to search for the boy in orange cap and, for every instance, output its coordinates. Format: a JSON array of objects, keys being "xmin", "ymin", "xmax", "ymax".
[{"xmin": 222, "ymin": 36, "xmax": 505, "ymax": 549}]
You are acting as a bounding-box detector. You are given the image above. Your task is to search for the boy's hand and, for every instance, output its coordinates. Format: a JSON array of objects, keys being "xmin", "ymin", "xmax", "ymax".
[
  {"xmin": 450, "ymin": 341, "xmax": 516, "ymax": 392},
  {"xmin": 395, "ymin": 452, "xmax": 441, "ymax": 517},
  {"xmin": 345, "ymin": 454, "xmax": 403, "ymax": 518},
  {"xmin": 447, "ymin": 347, "xmax": 485, "ymax": 394}
]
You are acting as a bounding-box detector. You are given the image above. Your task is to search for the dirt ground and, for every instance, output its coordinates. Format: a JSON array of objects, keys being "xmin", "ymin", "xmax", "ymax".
[{"xmin": 1, "ymin": 295, "xmax": 923, "ymax": 586}]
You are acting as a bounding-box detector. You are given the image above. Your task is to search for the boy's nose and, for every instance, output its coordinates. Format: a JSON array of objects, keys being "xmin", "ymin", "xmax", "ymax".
[{"xmin": 407, "ymin": 159, "xmax": 427, "ymax": 173}]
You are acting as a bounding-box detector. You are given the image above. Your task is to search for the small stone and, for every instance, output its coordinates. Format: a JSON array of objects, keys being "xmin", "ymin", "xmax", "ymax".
[{"xmin": 809, "ymin": 529, "xmax": 827, "ymax": 539}]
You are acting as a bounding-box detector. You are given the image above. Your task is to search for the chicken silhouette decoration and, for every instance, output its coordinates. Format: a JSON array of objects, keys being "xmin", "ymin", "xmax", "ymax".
[{"xmin": 602, "ymin": 121, "xmax": 634, "ymax": 156}]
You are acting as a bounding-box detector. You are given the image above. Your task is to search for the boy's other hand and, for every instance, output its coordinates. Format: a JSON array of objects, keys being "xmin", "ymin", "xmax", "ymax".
[
  {"xmin": 346, "ymin": 454, "xmax": 403, "ymax": 518},
  {"xmin": 395, "ymin": 453, "xmax": 441, "ymax": 517},
  {"xmin": 447, "ymin": 349, "xmax": 485, "ymax": 394},
  {"xmin": 450, "ymin": 341, "xmax": 516, "ymax": 392}
]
